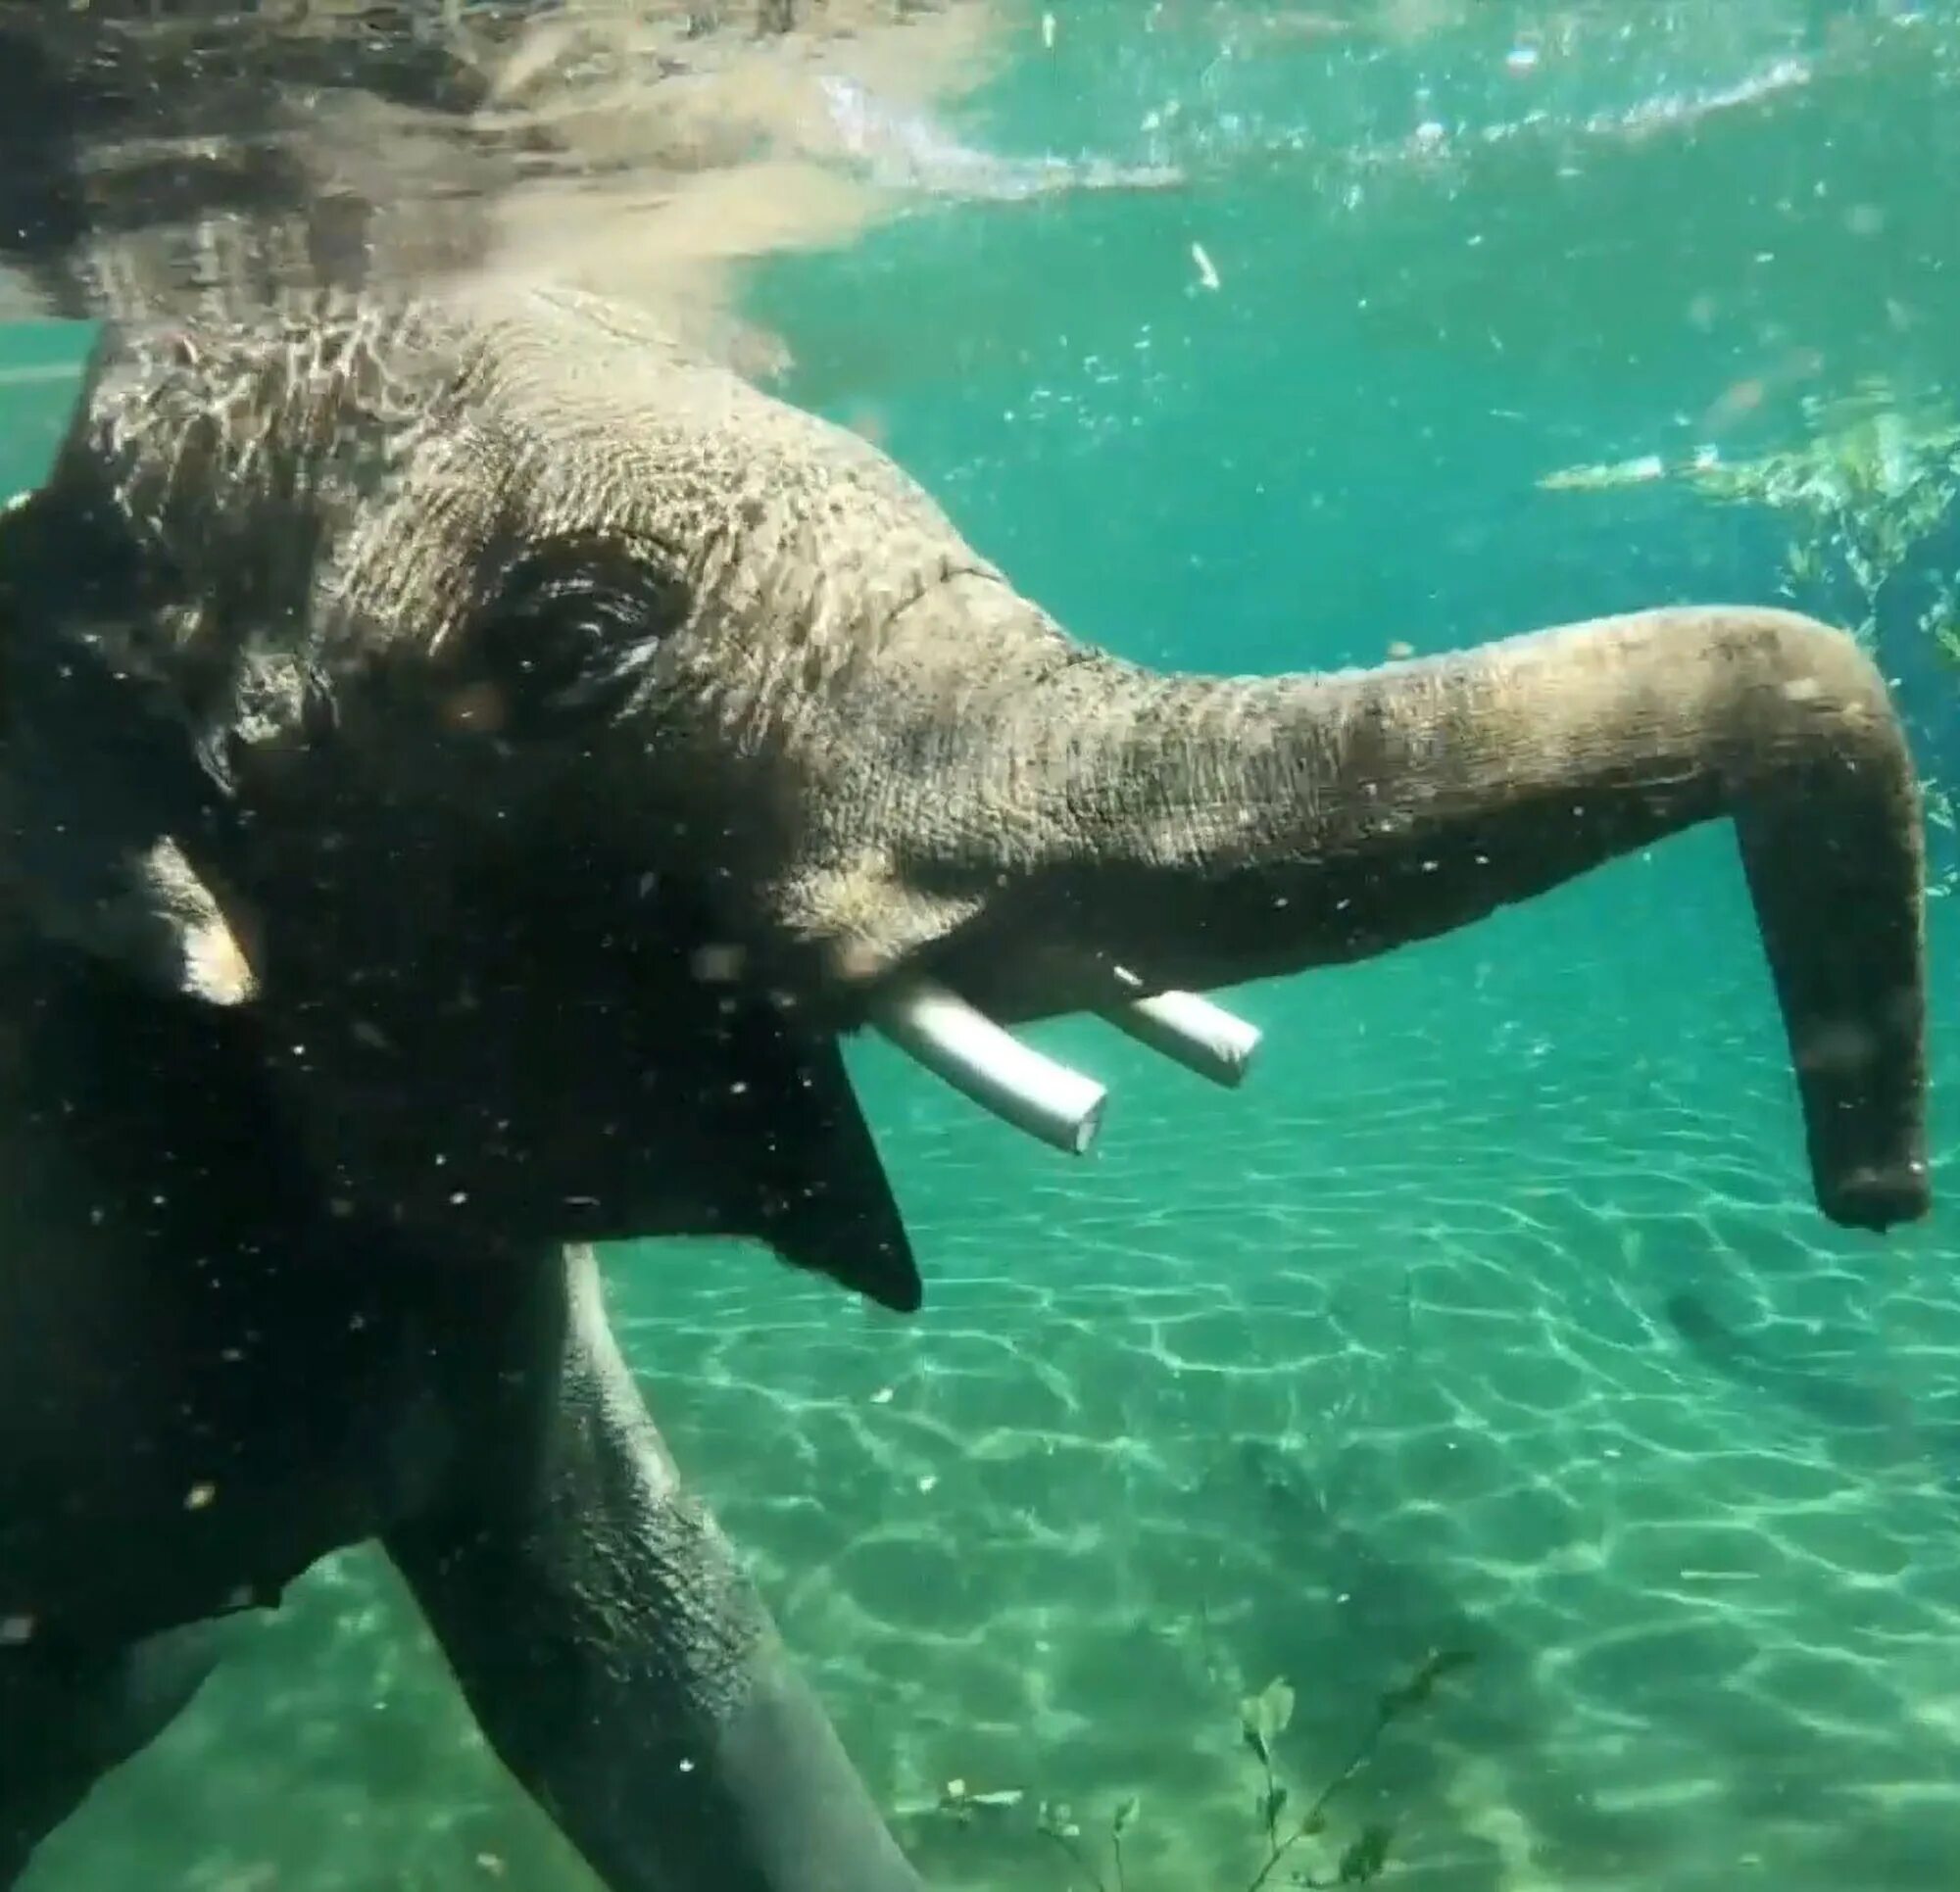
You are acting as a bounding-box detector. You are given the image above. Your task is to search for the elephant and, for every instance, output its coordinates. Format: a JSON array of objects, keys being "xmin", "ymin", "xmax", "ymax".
[
  {"xmin": 0, "ymin": 5, "xmax": 1934, "ymax": 1885},
  {"xmin": 0, "ymin": 272, "xmax": 1932, "ymax": 1887}
]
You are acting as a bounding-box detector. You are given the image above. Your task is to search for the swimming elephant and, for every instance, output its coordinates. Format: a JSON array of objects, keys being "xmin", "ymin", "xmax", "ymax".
[{"xmin": 0, "ymin": 276, "xmax": 1931, "ymax": 1887}]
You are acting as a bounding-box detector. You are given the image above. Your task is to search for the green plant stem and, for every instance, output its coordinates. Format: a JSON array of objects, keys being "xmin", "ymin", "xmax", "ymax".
[
  {"xmin": 1241, "ymin": 1684, "xmax": 1413, "ymax": 1892},
  {"xmin": 1038, "ymin": 1824, "xmax": 1108, "ymax": 1892},
  {"xmin": 1243, "ymin": 1831, "xmax": 1298, "ymax": 1892}
]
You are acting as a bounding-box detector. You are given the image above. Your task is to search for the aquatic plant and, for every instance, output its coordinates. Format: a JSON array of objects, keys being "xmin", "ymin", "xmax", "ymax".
[
  {"xmin": 1540, "ymin": 380, "xmax": 1960, "ymax": 664},
  {"xmin": 1540, "ymin": 382, "xmax": 1960, "ymax": 894},
  {"xmin": 1020, "ymin": 1648, "xmax": 1474, "ymax": 1891}
]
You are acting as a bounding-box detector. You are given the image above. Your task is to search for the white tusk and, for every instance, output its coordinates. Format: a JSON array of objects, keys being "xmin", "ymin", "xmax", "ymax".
[
  {"xmin": 871, "ymin": 979, "xmax": 1107, "ymax": 1155},
  {"xmin": 142, "ymin": 839, "xmax": 260, "ymax": 1007},
  {"xmin": 1102, "ymin": 982, "xmax": 1262, "ymax": 1088}
]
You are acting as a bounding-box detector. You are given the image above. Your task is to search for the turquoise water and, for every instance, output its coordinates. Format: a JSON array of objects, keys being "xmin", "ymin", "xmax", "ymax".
[{"xmin": 6, "ymin": 3, "xmax": 1960, "ymax": 1888}]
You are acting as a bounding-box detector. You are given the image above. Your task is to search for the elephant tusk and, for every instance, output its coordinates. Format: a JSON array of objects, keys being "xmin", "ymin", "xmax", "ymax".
[
  {"xmin": 1102, "ymin": 982, "xmax": 1262, "ymax": 1089},
  {"xmin": 871, "ymin": 978, "xmax": 1108, "ymax": 1155},
  {"xmin": 142, "ymin": 839, "xmax": 260, "ymax": 1007}
]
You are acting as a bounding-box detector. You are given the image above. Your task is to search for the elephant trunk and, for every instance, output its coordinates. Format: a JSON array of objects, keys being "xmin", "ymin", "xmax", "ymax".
[{"xmin": 840, "ymin": 601, "xmax": 1927, "ymax": 1232}]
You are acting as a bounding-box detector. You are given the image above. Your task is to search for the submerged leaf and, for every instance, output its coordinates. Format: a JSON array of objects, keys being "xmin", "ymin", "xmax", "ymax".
[
  {"xmin": 1240, "ymin": 1675, "xmax": 1296, "ymax": 1757},
  {"xmin": 1337, "ymin": 1823, "xmax": 1395, "ymax": 1883},
  {"xmin": 1380, "ymin": 1647, "xmax": 1475, "ymax": 1719},
  {"xmin": 1112, "ymin": 1795, "xmax": 1139, "ymax": 1836},
  {"xmin": 1259, "ymin": 1783, "xmax": 1289, "ymax": 1835},
  {"xmin": 967, "ymin": 1787, "xmax": 1025, "ymax": 1813}
]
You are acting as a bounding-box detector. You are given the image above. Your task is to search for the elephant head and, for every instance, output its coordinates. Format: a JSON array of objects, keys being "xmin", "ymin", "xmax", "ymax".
[{"xmin": 0, "ymin": 279, "xmax": 1931, "ymax": 1311}]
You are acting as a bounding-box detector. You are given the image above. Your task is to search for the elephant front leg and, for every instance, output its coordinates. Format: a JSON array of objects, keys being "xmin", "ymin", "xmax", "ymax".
[
  {"xmin": 1, "ymin": 1622, "xmax": 228, "ymax": 1885},
  {"xmin": 384, "ymin": 1245, "xmax": 924, "ymax": 1892}
]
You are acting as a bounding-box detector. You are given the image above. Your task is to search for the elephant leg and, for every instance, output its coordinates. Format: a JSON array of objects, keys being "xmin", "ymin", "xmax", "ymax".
[
  {"xmin": 384, "ymin": 1244, "xmax": 922, "ymax": 1892},
  {"xmin": 0, "ymin": 1621, "xmax": 225, "ymax": 1885}
]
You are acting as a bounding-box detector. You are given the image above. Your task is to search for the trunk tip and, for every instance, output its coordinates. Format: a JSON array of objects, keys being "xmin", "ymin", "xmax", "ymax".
[{"xmin": 1819, "ymin": 1158, "xmax": 1931, "ymax": 1234}]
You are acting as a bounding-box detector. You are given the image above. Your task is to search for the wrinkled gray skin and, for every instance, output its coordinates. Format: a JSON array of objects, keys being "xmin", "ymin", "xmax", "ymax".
[
  {"xmin": 0, "ymin": 8, "xmax": 987, "ymax": 1889},
  {"xmin": 0, "ymin": 9, "xmax": 1935, "ymax": 1884},
  {"xmin": 0, "ymin": 278, "xmax": 1934, "ymax": 1888}
]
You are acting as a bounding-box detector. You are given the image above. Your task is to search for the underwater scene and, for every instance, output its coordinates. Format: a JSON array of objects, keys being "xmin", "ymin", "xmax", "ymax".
[{"xmin": 4, "ymin": 1, "xmax": 1958, "ymax": 1888}]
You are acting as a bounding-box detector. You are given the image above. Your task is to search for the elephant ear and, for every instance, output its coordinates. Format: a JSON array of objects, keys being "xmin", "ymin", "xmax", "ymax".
[
  {"xmin": 724, "ymin": 1007, "xmax": 923, "ymax": 1317},
  {"xmin": 1, "ymin": 559, "xmax": 258, "ymax": 1006}
]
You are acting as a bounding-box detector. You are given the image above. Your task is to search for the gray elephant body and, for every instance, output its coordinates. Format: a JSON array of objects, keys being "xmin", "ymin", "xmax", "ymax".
[
  {"xmin": 0, "ymin": 914, "xmax": 923, "ymax": 1891},
  {"xmin": 0, "ymin": 272, "xmax": 1932, "ymax": 1884}
]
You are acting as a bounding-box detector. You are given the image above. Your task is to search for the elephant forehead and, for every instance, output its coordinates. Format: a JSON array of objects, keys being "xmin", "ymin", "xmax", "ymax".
[
  {"xmin": 446, "ymin": 284, "xmax": 986, "ymax": 611},
  {"xmin": 67, "ymin": 282, "xmax": 992, "ymax": 654},
  {"xmin": 65, "ymin": 294, "xmax": 447, "ymax": 573}
]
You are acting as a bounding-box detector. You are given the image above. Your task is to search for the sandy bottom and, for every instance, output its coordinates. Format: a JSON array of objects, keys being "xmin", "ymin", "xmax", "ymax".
[{"xmin": 24, "ymin": 877, "xmax": 1960, "ymax": 1892}]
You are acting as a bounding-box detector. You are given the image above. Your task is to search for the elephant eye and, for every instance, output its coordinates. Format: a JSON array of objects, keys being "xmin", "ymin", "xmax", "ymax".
[{"xmin": 466, "ymin": 537, "xmax": 687, "ymax": 737}]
